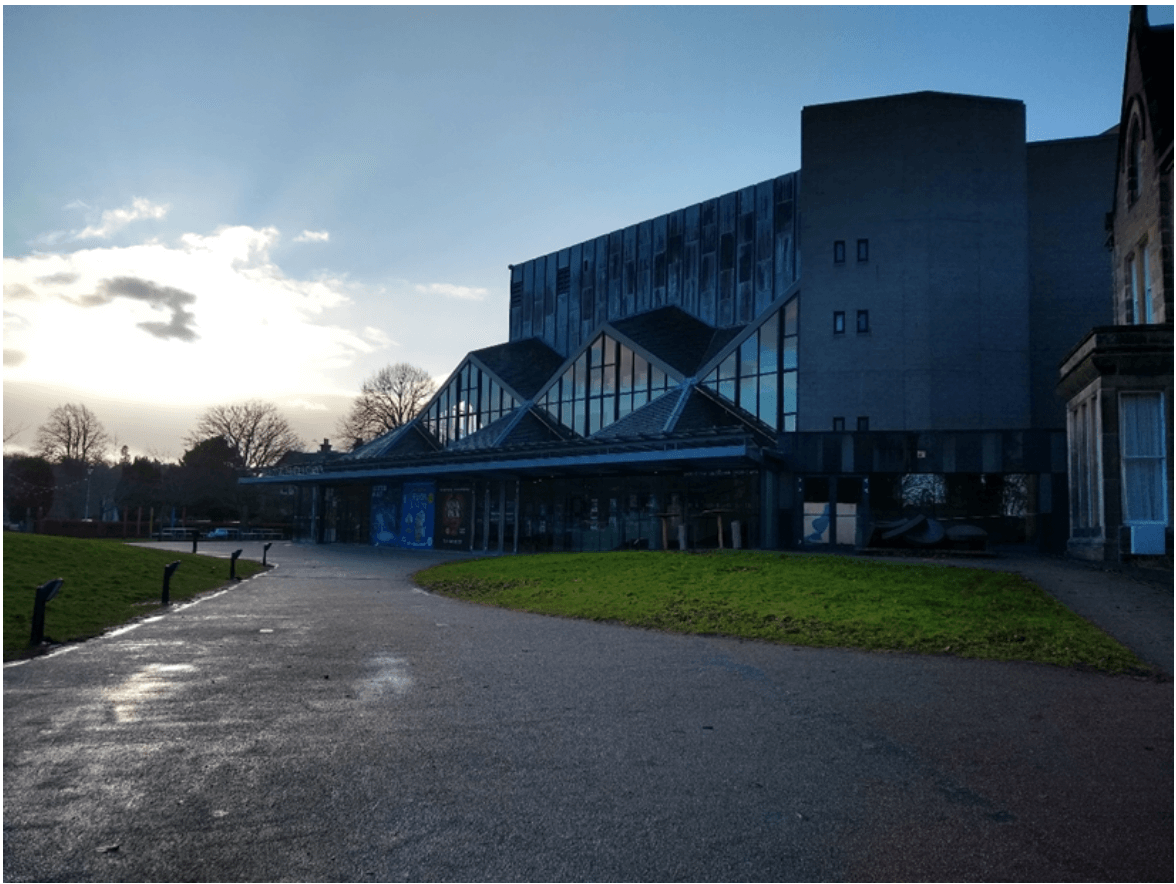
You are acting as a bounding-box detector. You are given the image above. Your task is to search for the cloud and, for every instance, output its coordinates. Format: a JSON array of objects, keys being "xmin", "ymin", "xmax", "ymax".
[
  {"xmin": 413, "ymin": 282, "xmax": 489, "ymax": 301},
  {"xmin": 2, "ymin": 223, "xmax": 383, "ymax": 405},
  {"xmin": 4, "ymin": 350, "xmax": 26, "ymax": 367},
  {"xmin": 284, "ymin": 398, "xmax": 330, "ymax": 412},
  {"xmin": 71, "ymin": 276, "xmax": 199, "ymax": 342},
  {"xmin": 4, "ymin": 283, "xmax": 37, "ymax": 300},
  {"xmin": 362, "ymin": 326, "xmax": 395, "ymax": 348},
  {"xmin": 38, "ymin": 271, "xmax": 80, "ymax": 286},
  {"xmin": 75, "ymin": 197, "xmax": 169, "ymax": 240},
  {"xmin": 294, "ymin": 230, "xmax": 330, "ymax": 243}
]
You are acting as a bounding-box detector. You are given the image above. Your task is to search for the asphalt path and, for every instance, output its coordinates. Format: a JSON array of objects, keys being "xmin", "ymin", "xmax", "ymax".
[{"xmin": 4, "ymin": 543, "xmax": 1172, "ymax": 882}]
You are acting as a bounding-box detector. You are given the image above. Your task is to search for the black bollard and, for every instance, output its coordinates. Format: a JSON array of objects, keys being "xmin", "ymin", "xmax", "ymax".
[
  {"xmin": 30, "ymin": 578, "xmax": 64, "ymax": 646},
  {"xmin": 230, "ymin": 549, "xmax": 243, "ymax": 580},
  {"xmin": 262, "ymin": 542, "xmax": 272, "ymax": 567},
  {"xmin": 191, "ymin": 531, "xmax": 200, "ymax": 554},
  {"xmin": 162, "ymin": 561, "xmax": 181, "ymax": 606}
]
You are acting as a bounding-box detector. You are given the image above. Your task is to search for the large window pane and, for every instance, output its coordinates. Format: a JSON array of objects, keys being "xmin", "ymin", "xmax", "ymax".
[
  {"xmin": 1121, "ymin": 392, "xmax": 1167, "ymax": 523},
  {"xmin": 633, "ymin": 354, "xmax": 649, "ymax": 394},
  {"xmin": 782, "ymin": 336, "xmax": 797, "ymax": 370},
  {"xmin": 782, "ymin": 372, "xmax": 797, "ymax": 414},
  {"xmin": 759, "ymin": 377, "xmax": 778, "ymax": 430},
  {"xmin": 740, "ymin": 336, "xmax": 758, "ymax": 379},
  {"xmin": 759, "ymin": 318, "xmax": 778, "ymax": 374},
  {"xmin": 619, "ymin": 346, "xmax": 633, "ymax": 393},
  {"xmin": 740, "ymin": 376, "xmax": 757, "ymax": 414}
]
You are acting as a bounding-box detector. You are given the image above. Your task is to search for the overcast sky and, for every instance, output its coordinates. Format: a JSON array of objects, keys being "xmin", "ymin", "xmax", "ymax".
[{"xmin": 5, "ymin": 4, "xmax": 1171, "ymax": 461}]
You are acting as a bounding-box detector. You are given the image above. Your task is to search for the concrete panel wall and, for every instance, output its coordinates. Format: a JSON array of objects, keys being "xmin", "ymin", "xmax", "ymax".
[
  {"xmin": 1027, "ymin": 133, "xmax": 1117, "ymax": 430},
  {"xmin": 509, "ymin": 173, "xmax": 800, "ymax": 358},
  {"xmin": 798, "ymin": 91, "xmax": 1032, "ymax": 433}
]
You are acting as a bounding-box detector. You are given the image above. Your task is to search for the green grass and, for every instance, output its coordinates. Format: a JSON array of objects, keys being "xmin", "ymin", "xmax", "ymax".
[
  {"xmin": 3, "ymin": 533, "xmax": 264, "ymax": 660},
  {"xmin": 415, "ymin": 551, "xmax": 1149, "ymax": 673}
]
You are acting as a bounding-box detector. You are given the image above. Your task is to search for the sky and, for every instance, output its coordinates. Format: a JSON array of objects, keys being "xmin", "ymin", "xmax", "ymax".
[{"xmin": 4, "ymin": 4, "xmax": 1172, "ymax": 462}]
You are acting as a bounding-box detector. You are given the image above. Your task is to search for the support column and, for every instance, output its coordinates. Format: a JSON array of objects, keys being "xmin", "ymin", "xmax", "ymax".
[
  {"xmin": 483, "ymin": 480, "xmax": 491, "ymax": 552},
  {"xmin": 498, "ymin": 481, "xmax": 506, "ymax": 555},
  {"xmin": 513, "ymin": 480, "xmax": 520, "ymax": 554}
]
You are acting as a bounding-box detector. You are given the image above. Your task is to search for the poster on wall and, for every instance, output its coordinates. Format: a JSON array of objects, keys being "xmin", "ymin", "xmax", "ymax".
[
  {"xmin": 438, "ymin": 486, "xmax": 473, "ymax": 550},
  {"xmin": 371, "ymin": 484, "xmax": 399, "ymax": 547},
  {"xmin": 400, "ymin": 482, "xmax": 435, "ymax": 549}
]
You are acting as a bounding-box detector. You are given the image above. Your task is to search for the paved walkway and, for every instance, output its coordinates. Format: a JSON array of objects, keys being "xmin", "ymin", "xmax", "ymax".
[{"xmin": 3, "ymin": 543, "xmax": 1172, "ymax": 882}]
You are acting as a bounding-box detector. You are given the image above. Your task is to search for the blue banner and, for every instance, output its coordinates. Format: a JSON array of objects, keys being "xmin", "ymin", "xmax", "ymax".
[{"xmin": 400, "ymin": 482, "xmax": 435, "ymax": 549}]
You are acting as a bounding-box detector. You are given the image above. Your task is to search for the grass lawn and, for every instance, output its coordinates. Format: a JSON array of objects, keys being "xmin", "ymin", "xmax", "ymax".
[
  {"xmin": 415, "ymin": 550, "xmax": 1148, "ymax": 673},
  {"xmin": 3, "ymin": 533, "xmax": 264, "ymax": 660}
]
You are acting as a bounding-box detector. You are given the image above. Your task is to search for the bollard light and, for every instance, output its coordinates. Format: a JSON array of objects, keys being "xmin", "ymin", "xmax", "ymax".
[
  {"xmin": 230, "ymin": 549, "xmax": 243, "ymax": 580},
  {"xmin": 162, "ymin": 561, "xmax": 181, "ymax": 606},
  {"xmin": 30, "ymin": 578, "xmax": 65, "ymax": 646},
  {"xmin": 263, "ymin": 542, "xmax": 272, "ymax": 567}
]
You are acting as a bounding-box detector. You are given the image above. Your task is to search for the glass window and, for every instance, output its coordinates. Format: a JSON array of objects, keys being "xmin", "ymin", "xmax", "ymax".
[
  {"xmin": 857, "ymin": 416, "xmax": 870, "ymax": 432},
  {"xmin": 700, "ymin": 294, "xmax": 798, "ymax": 433},
  {"xmin": 1120, "ymin": 393, "xmax": 1167, "ymax": 523},
  {"xmin": 832, "ymin": 417, "xmax": 845, "ymax": 432},
  {"xmin": 739, "ymin": 336, "xmax": 758, "ymax": 379},
  {"xmin": 833, "ymin": 241, "xmax": 846, "ymax": 264},
  {"xmin": 784, "ymin": 297, "xmax": 798, "ymax": 337},
  {"xmin": 857, "ymin": 239, "xmax": 869, "ymax": 262},
  {"xmin": 782, "ymin": 335, "xmax": 797, "ymax": 370},
  {"xmin": 857, "ymin": 310, "xmax": 870, "ymax": 333},
  {"xmin": 759, "ymin": 319, "xmax": 778, "ymax": 375},
  {"xmin": 758, "ymin": 376, "xmax": 778, "ymax": 430},
  {"xmin": 834, "ymin": 311, "xmax": 845, "ymax": 334}
]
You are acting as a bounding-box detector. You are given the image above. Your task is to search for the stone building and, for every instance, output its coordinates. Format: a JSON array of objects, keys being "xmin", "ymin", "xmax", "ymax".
[
  {"xmin": 1058, "ymin": 6, "xmax": 1173, "ymax": 565},
  {"xmin": 245, "ymin": 87, "xmax": 1125, "ymax": 556}
]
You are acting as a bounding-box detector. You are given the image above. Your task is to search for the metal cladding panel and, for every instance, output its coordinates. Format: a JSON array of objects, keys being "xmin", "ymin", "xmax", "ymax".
[
  {"xmin": 509, "ymin": 264, "xmax": 524, "ymax": 340},
  {"xmin": 534, "ymin": 255, "xmax": 547, "ymax": 343},
  {"xmin": 683, "ymin": 204, "xmax": 700, "ymax": 316},
  {"xmin": 718, "ymin": 192, "xmax": 737, "ymax": 326},
  {"xmin": 653, "ymin": 214, "xmax": 668, "ymax": 308},
  {"xmin": 637, "ymin": 220, "xmax": 652, "ymax": 313},
  {"xmin": 508, "ymin": 168, "xmax": 800, "ymax": 351},
  {"xmin": 755, "ymin": 180, "xmax": 775, "ymax": 315},
  {"xmin": 774, "ymin": 174, "xmax": 797, "ymax": 291},
  {"xmin": 568, "ymin": 244, "xmax": 582, "ymax": 354},
  {"xmin": 556, "ymin": 247, "xmax": 571, "ymax": 355},
  {"xmin": 667, "ymin": 209, "xmax": 684, "ymax": 308},
  {"xmin": 545, "ymin": 252, "xmax": 558, "ymax": 348},
  {"xmin": 622, "ymin": 225, "xmax": 637, "ymax": 317},
  {"xmin": 737, "ymin": 186, "xmax": 756, "ymax": 323},
  {"xmin": 699, "ymin": 198, "xmax": 718, "ymax": 325},
  {"xmin": 596, "ymin": 235, "xmax": 611, "ymax": 328},
  {"xmin": 521, "ymin": 259, "xmax": 535, "ymax": 340}
]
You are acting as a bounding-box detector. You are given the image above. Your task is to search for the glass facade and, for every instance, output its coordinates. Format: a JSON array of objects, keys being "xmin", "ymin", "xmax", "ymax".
[
  {"xmin": 702, "ymin": 295, "xmax": 798, "ymax": 432},
  {"xmin": 538, "ymin": 333, "xmax": 673, "ymax": 436},
  {"xmin": 420, "ymin": 361, "xmax": 518, "ymax": 446}
]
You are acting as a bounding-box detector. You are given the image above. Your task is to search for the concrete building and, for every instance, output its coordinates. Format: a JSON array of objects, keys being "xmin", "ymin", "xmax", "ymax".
[
  {"xmin": 245, "ymin": 87, "xmax": 1125, "ymax": 557},
  {"xmin": 1058, "ymin": 6, "xmax": 1173, "ymax": 566}
]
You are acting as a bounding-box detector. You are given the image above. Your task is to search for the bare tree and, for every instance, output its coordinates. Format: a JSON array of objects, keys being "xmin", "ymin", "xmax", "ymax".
[
  {"xmin": 35, "ymin": 403, "xmax": 111, "ymax": 464},
  {"xmin": 337, "ymin": 363, "xmax": 436, "ymax": 447},
  {"xmin": 4, "ymin": 422, "xmax": 27, "ymax": 445},
  {"xmin": 186, "ymin": 400, "xmax": 302, "ymax": 470}
]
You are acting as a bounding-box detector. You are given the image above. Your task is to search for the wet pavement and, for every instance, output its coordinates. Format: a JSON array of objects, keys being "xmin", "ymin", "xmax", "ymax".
[{"xmin": 3, "ymin": 542, "xmax": 1172, "ymax": 882}]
